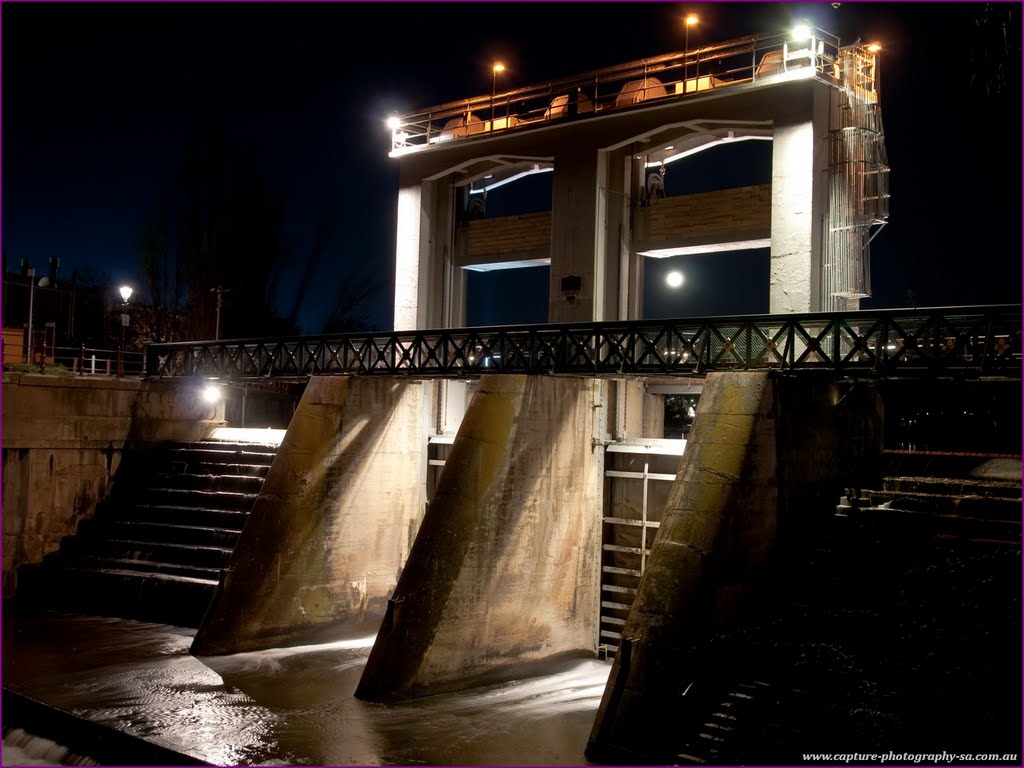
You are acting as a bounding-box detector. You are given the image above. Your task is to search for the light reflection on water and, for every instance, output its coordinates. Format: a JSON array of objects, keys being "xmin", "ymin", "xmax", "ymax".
[{"xmin": 3, "ymin": 613, "xmax": 610, "ymax": 766}]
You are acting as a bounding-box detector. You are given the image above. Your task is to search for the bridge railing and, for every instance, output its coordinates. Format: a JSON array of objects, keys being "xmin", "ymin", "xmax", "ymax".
[
  {"xmin": 389, "ymin": 27, "xmax": 853, "ymax": 153},
  {"xmin": 144, "ymin": 305, "xmax": 1022, "ymax": 381}
]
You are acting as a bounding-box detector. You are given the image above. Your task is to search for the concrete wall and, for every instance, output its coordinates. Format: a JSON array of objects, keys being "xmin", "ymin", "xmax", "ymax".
[
  {"xmin": 586, "ymin": 371, "xmax": 883, "ymax": 763},
  {"xmin": 1, "ymin": 374, "xmax": 223, "ymax": 597},
  {"xmin": 191, "ymin": 376, "xmax": 427, "ymax": 656},
  {"xmin": 638, "ymin": 184, "xmax": 771, "ymax": 252},
  {"xmin": 463, "ymin": 211, "xmax": 551, "ymax": 267},
  {"xmin": 549, "ymin": 149, "xmax": 608, "ymax": 322},
  {"xmin": 355, "ymin": 374, "xmax": 603, "ymax": 702}
]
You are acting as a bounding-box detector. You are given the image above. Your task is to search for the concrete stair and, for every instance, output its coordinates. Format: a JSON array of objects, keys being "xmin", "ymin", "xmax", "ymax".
[
  {"xmin": 839, "ymin": 453, "xmax": 1022, "ymax": 546},
  {"xmin": 15, "ymin": 440, "xmax": 276, "ymax": 627},
  {"xmin": 663, "ymin": 454, "xmax": 1022, "ymax": 764}
]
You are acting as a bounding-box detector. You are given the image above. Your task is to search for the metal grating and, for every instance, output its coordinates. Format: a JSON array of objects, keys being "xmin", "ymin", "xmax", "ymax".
[{"xmin": 600, "ymin": 444, "xmax": 683, "ymax": 657}]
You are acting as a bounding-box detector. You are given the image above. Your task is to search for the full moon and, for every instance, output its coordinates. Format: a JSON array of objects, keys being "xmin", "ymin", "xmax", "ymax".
[{"xmin": 665, "ymin": 270, "xmax": 684, "ymax": 288}]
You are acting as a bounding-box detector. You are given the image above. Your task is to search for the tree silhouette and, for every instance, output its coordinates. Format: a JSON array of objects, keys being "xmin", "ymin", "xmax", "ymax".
[{"xmin": 138, "ymin": 131, "xmax": 297, "ymax": 342}]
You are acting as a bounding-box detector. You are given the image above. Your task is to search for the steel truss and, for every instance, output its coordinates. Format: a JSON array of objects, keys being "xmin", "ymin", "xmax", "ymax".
[{"xmin": 145, "ymin": 305, "xmax": 1022, "ymax": 381}]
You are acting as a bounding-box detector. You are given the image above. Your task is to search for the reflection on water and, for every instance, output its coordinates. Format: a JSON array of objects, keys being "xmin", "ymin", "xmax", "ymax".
[
  {"xmin": 3, "ymin": 613, "xmax": 610, "ymax": 766},
  {"xmin": 2, "ymin": 728, "xmax": 99, "ymax": 766}
]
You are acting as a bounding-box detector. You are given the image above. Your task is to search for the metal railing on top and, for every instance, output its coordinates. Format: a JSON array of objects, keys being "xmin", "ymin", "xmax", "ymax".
[
  {"xmin": 145, "ymin": 305, "xmax": 1022, "ymax": 381},
  {"xmin": 1, "ymin": 342, "xmax": 146, "ymax": 378},
  {"xmin": 389, "ymin": 27, "xmax": 859, "ymax": 153}
]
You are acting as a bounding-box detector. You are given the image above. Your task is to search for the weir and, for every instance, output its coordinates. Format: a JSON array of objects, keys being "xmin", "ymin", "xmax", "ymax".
[{"xmin": 4, "ymin": 20, "xmax": 1021, "ymax": 765}]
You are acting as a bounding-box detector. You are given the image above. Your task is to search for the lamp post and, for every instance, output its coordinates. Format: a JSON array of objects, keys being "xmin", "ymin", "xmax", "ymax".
[
  {"xmin": 25, "ymin": 267, "xmax": 35, "ymax": 363},
  {"xmin": 119, "ymin": 285, "xmax": 133, "ymax": 350},
  {"xmin": 211, "ymin": 285, "xmax": 227, "ymax": 341},
  {"xmin": 491, "ymin": 62, "xmax": 505, "ymax": 129},
  {"xmin": 684, "ymin": 14, "xmax": 699, "ymax": 92}
]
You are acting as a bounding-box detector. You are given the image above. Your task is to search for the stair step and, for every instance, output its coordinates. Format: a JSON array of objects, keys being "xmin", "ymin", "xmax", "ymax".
[
  {"xmin": 881, "ymin": 453, "xmax": 1022, "ymax": 482},
  {"xmin": 883, "ymin": 475, "xmax": 1022, "ymax": 499},
  {"xmin": 74, "ymin": 556, "xmax": 221, "ymax": 581},
  {"xmin": 863, "ymin": 489, "xmax": 1022, "ymax": 520},
  {"xmin": 169, "ymin": 461, "xmax": 271, "ymax": 477},
  {"xmin": 107, "ymin": 504, "xmax": 250, "ymax": 530},
  {"xmin": 54, "ymin": 537, "xmax": 234, "ymax": 569},
  {"xmin": 152, "ymin": 472, "xmax": 266, "ymax": 492},
  {"xmin": 136, "ymin": 488, "xmax": 258, "ymax": 511},
  {"xmin": 164, "ymin": 447, "xmax": 276, "ymax": 467},
  {"xmin": 16, "ymin": 563, "xmax": 217, "ymax": 627},
  {"xmin": 81, "ymin": 519, "xmax": 244, "ymax": 548},
  {"xmin": 846, "ymin": 504, "xmax": 1021, "ymax": 544}
]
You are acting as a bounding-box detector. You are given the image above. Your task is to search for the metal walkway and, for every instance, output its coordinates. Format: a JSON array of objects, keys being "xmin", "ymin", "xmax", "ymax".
[{"xmin": 145, "ymin": 305, "xmax": 1021, "ymax": 381}]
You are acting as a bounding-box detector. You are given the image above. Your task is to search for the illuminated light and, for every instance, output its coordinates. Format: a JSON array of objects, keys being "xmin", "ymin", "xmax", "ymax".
[
  {"xmin": 684, "ymin": 14, "xmax": 699, "ymax": 26},
  {"xmin": 209, "ymin": 426, "xmax": 286, "ymax": 446},
  {"xmin": 119, "ymin": 285, "xmax": 133, "ymax": 302},
  {"xmin": 641, "ymin": 238, "xmax": 771, "ymax": 258},
  {"xmin": 386, "ymin": 114, "xmax": 402, "ymax": 130},
  {"xmin": 471, "ymin": 166, "xmax": 553, "ymax": 195},
  {"xmin": 792, "ymin": 23, "xmax": 812, "ymax": 41},
  {"xmin": 867, "ymin": 42, "xmax": 882, "ymax": 53},
  {"xmin": 666, "ymin": 270, "xmax": 684, "ymax": 288},
  {"xmin": 463, "ymin": 257, "xmax": 551, "ymax": 272},
  {"xmin": 202, "ymin": 385, "xmax": 222, "ymax": 404},
  {"xmin": 646, "ymin": 133, "xmax": 773, "ymax": 169},
  {"xmin": 492, "ymin": 62, "xmax": 506, "ymax": 74}
]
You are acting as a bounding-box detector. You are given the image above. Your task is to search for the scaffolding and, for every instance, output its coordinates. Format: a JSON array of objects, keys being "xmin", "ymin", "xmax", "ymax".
[{"xmin": 821, "ymin": 46, "xmax": 891, "ymax": 310}]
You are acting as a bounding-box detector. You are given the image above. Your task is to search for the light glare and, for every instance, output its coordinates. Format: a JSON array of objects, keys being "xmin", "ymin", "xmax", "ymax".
[
  {"xmin": 792, "ymin": 24, "xmax": 812, "ymax": 41},
  {"xmin": 867, "ymin": 42, "xmax": 882, "ymax": 53},
  {"xmin": 386, "ymin": 115, "xmax": 401, "ymax": 130},
  {"xmin": 493, "ymin": 62, "xmax": 506, "ymax": 73},
  {"xmin": 666, "ymin": 271, "xmax": 684, "ymax": 288},
  {"xmin": 202, "ymin": 385, "xmax": 222, "ymax": 404},
  {"xmin": 685, "ymin": 14, "xmax": 699, "ymax": 26},
  {"xmin": 119, "ymin": 285, "xmax": 133, "ymax": 302}
]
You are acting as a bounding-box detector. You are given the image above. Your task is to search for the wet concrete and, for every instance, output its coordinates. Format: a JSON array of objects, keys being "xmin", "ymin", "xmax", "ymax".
[{"xmin": 2, "ymin": 611, "xmax": 609, "ymax": 765}]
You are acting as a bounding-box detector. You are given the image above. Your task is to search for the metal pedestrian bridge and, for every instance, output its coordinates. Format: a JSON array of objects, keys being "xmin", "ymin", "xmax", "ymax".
[{"xmin": 145, "ymin": 305, "xmax": 1022, "ymax": 381}]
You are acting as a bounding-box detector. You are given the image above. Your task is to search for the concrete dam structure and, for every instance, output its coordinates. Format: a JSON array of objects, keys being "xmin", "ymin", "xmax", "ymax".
[{"xmin": 5, "ymin": 23, "xmax": 1021, "ymax": 765}]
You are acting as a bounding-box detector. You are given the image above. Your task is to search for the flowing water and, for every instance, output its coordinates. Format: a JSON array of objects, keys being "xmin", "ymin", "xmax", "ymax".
[{"xmin": 2, "ymin": 612, "xmax": 610, "ymax": 765}]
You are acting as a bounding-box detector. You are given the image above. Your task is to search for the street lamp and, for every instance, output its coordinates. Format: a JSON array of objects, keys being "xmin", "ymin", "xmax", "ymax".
[
  {"xmin": 491, "ymin": 62, "xmax": 506, "ymax": 128},
  {"xmin": 684, "ymin": 14, "xmax": 699, "ymax": 91},
  {"xmin": 119, "ymin": 285, "xmax": 133, "ymax": 350},
  {"xmin": 25, "ymin": 267, "xmax": 36, "ymax": 363},
  {"xmin": 210, "ymin": 285, "xmax": 227, "ymax": 341}
]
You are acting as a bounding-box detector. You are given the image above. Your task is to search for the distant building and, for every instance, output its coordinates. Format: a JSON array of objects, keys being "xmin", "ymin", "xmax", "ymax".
[{"xmin": 2, "ymin": 260, "xmax": 109, "ymax": 365}]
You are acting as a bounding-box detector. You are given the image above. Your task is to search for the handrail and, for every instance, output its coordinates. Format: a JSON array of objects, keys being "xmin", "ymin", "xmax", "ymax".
[
  {"xmin": 144, "ymin": 305, "xmax": 1022, "ymax": 381},
  {"xmin": 2, "ymin": 343, "xmax": 147, "ymax": 378},
  {"xmin": 389, "ymin": 27, "xmax": 856, "ymax": 153}
]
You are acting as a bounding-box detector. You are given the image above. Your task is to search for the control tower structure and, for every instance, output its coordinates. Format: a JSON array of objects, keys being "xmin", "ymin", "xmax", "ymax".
[{"xmin": 386, "ymin": 27, "xmax": 889, "ymax": 332}]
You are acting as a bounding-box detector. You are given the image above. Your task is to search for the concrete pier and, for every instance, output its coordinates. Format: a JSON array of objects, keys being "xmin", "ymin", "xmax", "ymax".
[
  {"xmin": 355, "ymin": 374, "xmax": 603, "ymax": 701},
  {"xmin": 191, "ymin": 376, "xmax": 426, "ymax": 655},
  {"xmin": 586, "ymin": 371, "xmax": 883, "ymax": 763}
]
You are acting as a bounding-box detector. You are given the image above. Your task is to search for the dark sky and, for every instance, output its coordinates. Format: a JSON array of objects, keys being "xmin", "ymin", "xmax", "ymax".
[{"xmin": 2, "ymin": 2, "xmax": 1020, "ymax": 335}]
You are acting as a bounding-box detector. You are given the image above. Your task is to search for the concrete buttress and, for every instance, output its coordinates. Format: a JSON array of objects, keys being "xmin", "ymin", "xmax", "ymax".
[
  {"xmin": 586, "ymin": 371, "xmax": 778, "ymax": 763},
  {"xmin": 191, "ymin": 376, "xmax": 426, "ymax": 655},
  {"xmin": 585, "ymin": 372, "xmax": 883, "ymax": 763},
  {"xmin": 355, "ymin": 374, "xmax": 603, "ymax": 701}
]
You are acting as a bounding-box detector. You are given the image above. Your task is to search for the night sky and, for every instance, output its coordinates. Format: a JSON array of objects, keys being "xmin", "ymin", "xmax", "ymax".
[{"xmin": 2, "ymin": 2, "xmax": 1020, "ymax": 335}]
